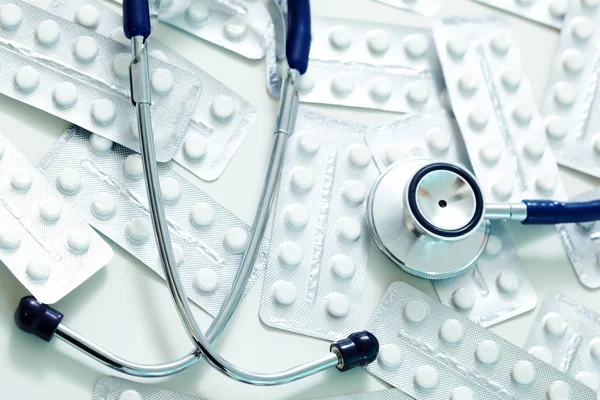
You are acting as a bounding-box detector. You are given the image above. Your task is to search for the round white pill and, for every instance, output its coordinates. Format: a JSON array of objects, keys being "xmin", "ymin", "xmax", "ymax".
[
  {"xmin": 11, "ymin": 167, "xmax": 32, "ymax": 192},
  {"xmin": 278, "ymin": 241, "xmax": 302, "ymax": 266},
  {"xmin": 324, "ymin": 292, "xmax": 350, "ymax": 318},
  {"xmin": 283, "ymin": 204, "xmax": 308, "ymax": 230},
  {"xmin": 297, "ymin": 131, "xmax": 320, "ymax": 155},
  {"xmin": 479, "ymin": 144, "xmax": 501, "ymax": 165},
  {"xmin": 497, "ymin": 270, "xmax": 521, "ymax": 293},
  {"xmin": 383, "ymin": 143, "xmax": 406, "ymax": 165},
  {"xmin": 329, "ymin": 25, "xmax": 352, "ymax": 50},
  {"xmin": 571, "ymin": 17, "xmax": 594, "ymax": 41},
  {"xmin": 335, "ymin": 217, "xmax": 361, "ymax": 242},
  {"xmin": 118, "ymin": 390, "xmax": 142, "ymax": 400},
  {"xmin": 67, "ymin": 228, "xmax": 90, "ymax": 254},
  {"xmin": 426, "ymin": 128, "xmax": 451, "ymax": 153},
  {"xmin": 0, "ymin": 4, "xmax": 21, "ymax": 30},
  {"xmin": 458, "ymin": 71, "xmax": 479, "ymax": 94},
  {"xmin": 512, "ymin": 102, "xmax": 534, "ymax": 125},
  {"xmin": 404, "ymin": 299, "xmax": 428, "ymax": 323},
  {"xmin": 183, "ymin": 136, "xmax": 207, "ymax": 161},
  {"xmin": 39, "ymin": 197, "xmax": 62, "ymax": 224},
  {"xmin": 404, "ymin": 33, "xmax": 429, "ymax": 58},
  {"xmin": 535, "ymin": 170, "xmax": 557, "ymax": 195},
  {"xmin": 583, "ymin": 0, "xmax": 600, "ymax": 7},
  {"xmin": 576, "ymin": 372, "xmax": 600, "ymax": 392},
  {"xmin": 186, "ymin": 2, "xmax": 211, "ymax": 25},
  {"xmin": 223, "ymin": 16, "xmax": 248, "ymax": 41},
  {"xmin": 88, "ymin": 134, "xmax": 113, "ymax": 155},
  {"xmin": 190, "ymin": 202, "xmax": 214, "ymax": 228},
  {"xmin": 297, "ymin": 71, "xmax": 315, "ymax": 92},
  {"xmin": 160, "ymin": 177, "xmax": 181, "ymax": 204},
  {"xmin": 476, "ymin": 340, "xmax": 500, "ymax": 364},
  {"xmin": 272, "ymin": 280, "xmax": 297, "ymax": 305},
  {"xmin": 92, "ymin": 99, "xmax": 116, "ymax": 126},
  {"xmin": 129, "ymin": 118, "xmax": 139, "ymax": 140},
  {"xmin": 490, "ymin": 32, "xmax": 512, "ymax": 54},
  {"xmin": 125, "ymin": 217, "xmax": 151, "ymax": 244},
  {"xmin": 367, "ymin": 29, "xmax": 391, "ymax": 54},
  {"xmin": 544, "ymin": 312, "xmax": 568, "ymax": 336},
  {"xmin": 331, "ymin": 255, "xmax": 356, "ymax": 279},
  {"xmin": 170, "ymin": 243, "xmax": 184, "ymax": 267},
  {"xmin": 122, "ymin": 154, "xmax": 143, "ymax": 180},
  {"xmin": 0, "ymin": 225, "xmax": 21, "ymax": 251},
  {"xmin": 26, "ymin": 258, "xmax": 51, "ymax": 282},
  {"xmin": 112, "ymin": 53, "xmax": 131, "ymax": 80},
  {"xmin": 501, "ymin": 67, "xmax": 523, "ymax": 91},
  {"xmin": 562, "ymin": 49, "xmax": 585, "ymax": 74},
  {"xmin": 553, "ymin": 82, "xmax": 576, "ymax": 106},
  {"xmin": 369, "ymin": 76, "xmax": 393, "ymax": 102},
  {"xmin": 151, "ymin": 68, "xmax": 174, "ymax": 96},
  {"xmin": 91, "ymin": 193, "xmax": 116, "ymax": 220},
  {"xmin": 342, "ymin": 180, "xmax": 366, "ymax": 205},
  {"xmin": 524, "ymin": 137, "xmax": 546, "ymax": 161},
  {"xmin": 223, "ymin": 227, "xmax": 248, "ymax": 254},
  {"xmin": 378, "ymin": 344, "xmax": 403, "ymax": 370},
  {"xmin": 110, "ymin": 26, "xmax": 129, "ymax": 46},
  {"xmin": 545, "ymin": 116, "xmax": 568, "ymax": 140},
  {"xmin": 492, "ymin": 177, "xmax": 514, "ymax": 200},
  {"xmin": 14, "ymin": 66, "xmax": 40, "ymax": 93},
  {"xmin": 549, "ymin": 0, "xmax": 569, "ymax": 17},
  {"xmin": 75, "ymin": 5, "xmax": 101, "ymax": 29},
  {"xmin": 290, "ymin": 167, "xmax": 314, "ymax": 191},
  {"xmin": 193, "ymin": 268, "xmax": 219, "ymax": 294},
  {"xmin": 53, "ymin": 82, "xmax": 78, "ymax": 109},
  {"xmin": 446, "ymin": 35, "xmax": 468, "ymax": 58},
  {"xmin": 36, "ymin": 20, "xmax": 60, "ymax": 47},
  {"xmin": 406, "ymin": 81, "xmax": 430, "ymax": 104},
  {"xmin": 529, "ymin": 346, "xmax": 554, "ymax": 364},
  {"xmin": 440, "ymin": 319, "xmax": 464, "ymax": 344},
  {"xmin": 484, "ymin": 235, "xmax": 502, "ymax": 257},
  {"xmin": 211, "ymin": 95, "xmax": 235, "ymax": 121},
  {"xmin": 589, "ymin": 338, "xmax": 600, "ymax": 359},
  {"xmin": 57, "ymin": 167, "xmax": 81, "ymax": 195},
  {"xmin": 74, "ymin": 36, "xmax": 98, "ymax": 63},
  {"xmin": 346, "ymin": 144, "xmax": 371, "ymax": 168},
  {"xmin": 331, "ymin": 73, "xmax": 355, "ymax": 97},
  {"xmin": 512, "ymin": 361, "xmax": 537, "ymax": 386},
  {"xmin": 469, "ymin": 106, "xmax": 490, "ymax": 130},
  {"xmin": 149, "ymin": 49, "xmax": 168, "ymax": 63},
  {"xmin": 452, "ymin": 288, "xmax": 475, "ymax": 311},
  {"xmin": 451, "ymin": 387, "xmax": 474, "ymax": 400},
  {"xmin": 414, "ymin": 365, "xmax": 439, "ymax": 390}
]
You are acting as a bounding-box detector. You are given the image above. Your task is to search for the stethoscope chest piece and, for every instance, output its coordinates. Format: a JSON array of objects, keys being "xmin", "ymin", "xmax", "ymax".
[{"xmin": 368, "ymin": 158, "xmax": 490, "ymax": 279}]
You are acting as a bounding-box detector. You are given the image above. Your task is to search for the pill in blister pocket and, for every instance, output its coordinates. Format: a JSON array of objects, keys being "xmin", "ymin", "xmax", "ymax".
[
  {"xmin": 278, "ymin": 241, "xmax": 303, "ymax": 266},
  {"xmin": 378, "ymin": 344, "xmax": 404, "ymax": 370},
  {"xmin": 91, "ymin": 99, "xmax": 116, "ymax": 126},
  {"xmin": 160, "ymin": 178, "xmax": 181, "ymax": 204},
  {"xmin": 112, "ymin": 53, "xmax": 130, "ymax": 80},
  {"xmin": 576, "ymin": 372, "xmax": 600, "ymax": 391},
  {"xmin": 440, "ymin": 319, "xmax": 464, "ymax": 343},
  {"xmin": 369, "ymin": 76, "xmax": 393, "ymax": 102},
  {"xmin": 335, "ymin": 217, "xmax": 361, "ymax": 242},
  {"xmin": 571, "ymin": 17, "xmax": 594, "ymax": 42},
  {"xmin": 88, "ymin": 134, "xmax": 113, "ymax": 155},
  {"xmin": 476, "ymin": 339, "xmax": 500, "ymax": 364},
  {"xmin": 479, "ymin": 143, "xmax": 501, "ymax": 165},
  {"xmin": 512, "ymin": 360, "xmax": 536, "ymax": 385},
  {"xmin": 290, "ymin": 167, "xmax": 315, "ymax": 191},
  {"xmin": 341, "ymin": 180, "xmax": 366, "ymax": 204},
  {"xmin": 501, "ymin": 67, "xmax": 523, "ymax": 91},
  {"xmin": 15, "ymin": 66, "xmax": 40, "ymax": 93},
  {"xmin": 183, "ymin": 136, "xmax": 207, "ymax": 161},
  {"xmin": 91, "ymin": 193, "xmax": 116, "ymax": 220},
  {"xmin": 331, "ymin": 73, "xmax": 355, "ymax": 97},
  {"xmin": 404, "ymin": 299, "xmax": 428, "ymax": 323},
  {"xmin": 468, "ymin": 106, "xmax": 490, "ymax": 130},
  {"xmin": 426, "ymin": 128, "xmax": 451, "ymax": 153},
  {"xmin": 406, "ymin": 81, "xmax": 430, "ymax": 104},
  {"xmin": 193, "ymin": 268, "xmax": 219, "ymax": 293},
  {"xmin": 329, "ymin": 25, "xmax": 353, "ymax": 50},
  {"xmin": 223, "ymin": 227, "xmax": 248, "ymax": 254},
  {"xmin": 171, "ymin": 243, "xmax": 184, "ymax": 267},
  {"xmin": 562, "ymin": 49, "xmax": 585, "ymax": 74},
  {"xmin": 346, "ymin": 144, "xmax": 371, "ymax": 168},
  {"xmin": 452, "ymin": 287, "xmax": 475, "ymax": 310},
  {"xmin": 75, "ymin": 5, "xmax": 100, "ymax": 29},
  {"xmin": 330, "ymin": 254, "xmax": 355, "ymax": 279},
  {"xmin": 74, "ymin": 37, "xmax": 98, "ymax": 63},
  {"xmin": 549, "ymin": 0, "xmax": 569, "ymax": 17},
  {"xmin": 528, "ymin": 345, "xmax": 554, "ymax": 364},
  {"xmin": 512, "ymin": 102, "xmax": 534, "ymax": 125},
  {"xmin": 118, "ymin": 390, "xmax": 142, "ymax": 400},
  {"xmin": 589, "ymin": 338, "xmax": 600, "ymax": 359},
  {"xmin": 151, "ymin": 69, "xmax": 174, "ymax": 96},
  {"xmin": 496, "ymin": 269, "xmax": 521, "ymax": 293},
  {"xmin": 186, "ymin": 2, "xmax": 211, "ymax": 25},
  {"xmin": 67, "ymin": 228, "xmax": 91, "ymax": 254},
  {"xmin": 324, "ymin": 292, "xmax": 350, "ymax": 318},
  {"xmin": 297, "ymin": 131, "xmax": 321, "ymax": 155},
  {"xmin": 544, "ymin": 312, "xmax": 568, "ymax": 336},
  {"xmin": 492, "ymin": 176, "xmax": 514, "ymax": 200},
  {"xmin": 36, "ymin": 20, "xmax": 61, "ymax": 47},
  {"xmin": 11, "ymin": 167, "xmax": 33, "ymax": 192},
  {"xmin": 122, "ymin": 154, "xmax": 143, "ymax": 181},
  {"xmin": 458, "ymin": 71, "xmax": 479, "ymax": 94},
  {"xmin": 125, "ymin": 217, "xmax": 151, "ymax": 245},
  {"xmin": 0, "ymin": 4, "xmax": 22, "ymax": 30},
  {"xmin": 189, "ymin": 202, "xmax": 214, "ymax": 228},
  {"xmin": 446, "ymin": 35, "xmax": 468, "ymax": 58},
  {"xmin": 535, "ymin": 170, "xmax": 557, "ymax": 194},
  {"xmin": 272, "ymin": 280, "xmax": 297, "ymax": 305},
  {"xmin": 39, "ymin": 197, "xmax": 62, "ymax": 223},
  {"xmin": 283, "ymin": 203, "xmax": 308, "ymax": 230},
  {"xmin": 53, "ymin": 82, "xmax": 78, "ymax": 109},
  {"xmin": 57, "ymin": 167, "xmax": 81, "ymax": 195},
  {"xmin": 484, "ymin": 235, "xmax": 502, "ymax": 256},
  {"xmin": 583, "ymin": 0, "xmax": 600, "ymax": 8},
  {"xmin": 223, "ymin": 16, "xmax": 248, "ymax": 42},
  {"xmin": 523, "ymin": 137, "xmax": 546, "ymax": 160},
  {"xmin": 129, "ymin": 118, "xmax": 140, "ymax": 140},
  {"xmin": 490, "ymin": 32, "xmax": 512, "ymax": 54},
  {"xmin": 414, "ymin": 365, "xmax": 439, "ymax": 390},
  {"xmin": 451, "ymin": 386, "xmax": 474, "ymax": 400},
  {"xmin": 545, "ymin": 116, "xmax": 568, "ymax": 140},
  {"xmin": 404, "ymin": 33, "xmax": 429, "ymax": 58},
  {"xmin": 367, "ymin": 29, "xmax": 391, "ymax": 54},
  {"xmin": 546, "ymin": 381, "xmax": 573, "ymax": 400},
  {"xmin": 0, "ymin": 225, "xmax": 22, "ymax": 251},
  {"xmin": 553, "ymin": 82, "xmax": 576, "ymax": 106},
  {"xmin": 211, "ymin": 95, "xmax": 234, "ymax": 121},
  {"xmin": 26, "ymin": 258, "xmax": 51, "ymax": 282}
]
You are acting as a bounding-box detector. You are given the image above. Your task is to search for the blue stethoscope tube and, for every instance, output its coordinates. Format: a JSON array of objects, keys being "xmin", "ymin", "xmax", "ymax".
[{"xmin": 521, "ymin": 199, "xmax": 600, "ymax": 224}]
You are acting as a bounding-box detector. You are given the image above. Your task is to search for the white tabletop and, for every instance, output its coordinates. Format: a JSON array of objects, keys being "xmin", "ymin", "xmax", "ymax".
[{"xmin": 2, "ymin": 0, "xmax": 600, "ymax": 399}]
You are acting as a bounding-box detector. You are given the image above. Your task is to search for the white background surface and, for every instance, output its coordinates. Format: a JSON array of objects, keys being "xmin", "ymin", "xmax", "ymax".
[{"xmin": 1, "ymin": 0, "xmax": 600, "ymax": 398}]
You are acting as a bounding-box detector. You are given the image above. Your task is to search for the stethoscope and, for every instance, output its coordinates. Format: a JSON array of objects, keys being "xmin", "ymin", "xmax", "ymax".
[
  {"xmin": 368, "ymin": 158, "xmax": 600, "ymax": 279},
  {"xmin": 12, "ymin": 0, "xmax": 379, "ymax": 385}
]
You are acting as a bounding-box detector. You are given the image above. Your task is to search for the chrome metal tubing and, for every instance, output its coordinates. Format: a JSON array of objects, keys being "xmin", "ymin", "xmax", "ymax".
[
  {"xmin": 274, "ymin": 70, "xmax": 300, "ymax": 136},
  {"xmin": 485, "ymin": 203, "xmax": 527, "ymax": 222}
]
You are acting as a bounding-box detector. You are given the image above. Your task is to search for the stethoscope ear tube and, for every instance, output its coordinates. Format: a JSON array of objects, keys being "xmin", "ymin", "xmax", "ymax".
[
  {"xmin": 521, "ymin": 199, "xmax": 600, "ymax": 224},
  {"xmin": 285, "ymin": 0, "xmax": 311, "ymax": 74},
  {"xmin": 122, "ymin": 0, "xmax": 152, "ymax": 40}
]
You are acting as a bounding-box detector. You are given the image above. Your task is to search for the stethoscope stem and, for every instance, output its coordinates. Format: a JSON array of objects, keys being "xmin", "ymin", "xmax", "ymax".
[{"xmin": 484, "ymin": 203, "xmax": 527, "ymax": 222}]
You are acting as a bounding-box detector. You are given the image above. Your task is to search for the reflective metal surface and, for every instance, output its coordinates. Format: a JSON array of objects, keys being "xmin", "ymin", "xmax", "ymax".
[{"xmin": 368, "ymin": 158, "xmax": 490, "ymax": 279}]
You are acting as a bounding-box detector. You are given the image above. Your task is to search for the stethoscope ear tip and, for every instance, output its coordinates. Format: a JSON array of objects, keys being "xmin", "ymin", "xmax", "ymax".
[
  {"xmin": 330, "ymin": 330, "xmax": 379, "ymax": 371},
  {"xmin": 14, "ymin": 296, "xmax": 63, "ymax": 342}
]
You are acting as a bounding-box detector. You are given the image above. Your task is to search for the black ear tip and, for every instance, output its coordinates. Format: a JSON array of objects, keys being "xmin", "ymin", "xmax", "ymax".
[
  {"xmin": 330, "ymin": 331, "xmax": 379, "ymax": 371},
  {"xmin": 14, "ymin": 296, "xmax": 63, "ymax": 342}
]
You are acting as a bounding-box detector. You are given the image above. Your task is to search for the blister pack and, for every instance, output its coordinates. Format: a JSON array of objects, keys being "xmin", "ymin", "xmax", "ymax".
[
  {"xmin": 259, "ymin": 109, "xmax": 378, "ymax": 341},
  {"xmin": 539, "ymin": 0, "xmax": 600, "ymax": 179},
  {"xmin": 371, "ymin": 0, "xmax": 441, "ymax": 17},
  {"xmin": 0, "ymin": 133, "xmax": 113, "ymax": 304},
  {"xmin": 37, "ymin": 126, "xmax": 268, "ymax": 316},
  {"xmin": 0, "ymin": 0, "xmax": 202, "ymax": 162},
  {"xmin": 364, "ymin": 111, "xmax": 471, "ymax": 172},
  {"xmin": 524, "ymin": 291, "xmax": 600, "ymax": 395},
  {"xmin": 366, "ymin": 282, "xmax": 596, "ymax": 400},
  {"xmin": 48, "ymin": 0, "xmax": 258, "ymax": 182},
  {"xmin": 556, "ymin": 187, "xmax": 600, "ymax": 289},
  {"xmin": 93, "ymin": 376, "xmax": 203, "ymax": 400},
  {"xmin": 472, "ymin": 0, "xmax": 568, "ymax": 29},
  {"xmin": 433, "ymin": 222, "xmax": 537, "ymax": 328},
  {"xmin": 433, "ymin": 16, "xmax": 568, "ymax": 203},
  {"xmin": 318, "ymin": 389, "xmax": 414, "ymax": 400}
]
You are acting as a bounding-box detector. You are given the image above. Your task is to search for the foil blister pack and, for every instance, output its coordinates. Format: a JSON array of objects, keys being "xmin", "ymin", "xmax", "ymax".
[
  {"xmin": 434, "ymin": 15, "xmax": 567, "ymax": 203},
  {"xmin": 472, "ymin": 0, "xmax": 568, "ymax": 29},
  {"xmin": 0, "ymin": 133, "xmax": 113, "ymax": 304},
  {"xmin": 365, "ymin": 111, "xmax": 471, "ymax": 172},
  {"xmin": 259, "ymin": 109, "xmax": 378, "ymax": 341},
  {"xmin": 524, "ymin": 292, "xmax": 600, "ymax": 395},
  {"xmin": 37, "ymin": 126, "xmax": 267, "ymax": 316},
  {"xmin": 433, "ymin": 222, "xmax": 537, "ymax": 328},
  {"xmin": 371, "ymin": 0, "xmax": 441, "ymax": 17},
  {"xmin": 0, "ymin": 0, "xmax": 202, "ymax": 162},
  {"xmin": 48, "ymin": 0, "xmax": 258, "ymax": 181},
  {"xmin": 93, "ymin": 376, "xmax": 202, "ymax": 400},
  {"xmin": 365, "ymin": 282, "xmax": 596, "ymax": 400},
  {"xmin": 539, "ymin": 0, "xmax": 600, "ymax": 178}
]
